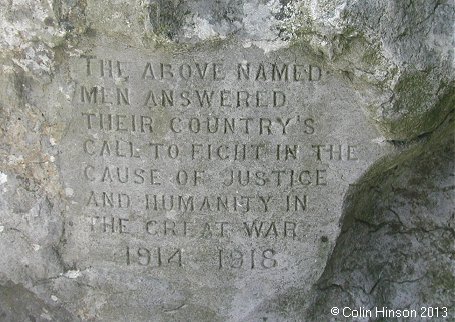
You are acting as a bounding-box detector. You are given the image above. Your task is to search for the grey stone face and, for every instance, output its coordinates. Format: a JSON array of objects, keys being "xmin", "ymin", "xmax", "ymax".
[
  {"xmin": 0, "ymin": 0, "xmax": 453, "ymax": 321},
  {"xmin": 56, "ymin": 41, "xmax": 389, "ymax": 319}
]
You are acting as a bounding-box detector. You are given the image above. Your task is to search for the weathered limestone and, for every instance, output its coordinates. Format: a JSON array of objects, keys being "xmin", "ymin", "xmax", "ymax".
[{"xmin": 0, "ymin": 0, "xmax": 453, "ymax": 321}]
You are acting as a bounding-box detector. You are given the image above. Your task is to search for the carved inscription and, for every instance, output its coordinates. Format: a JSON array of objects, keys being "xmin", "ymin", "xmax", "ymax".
[{"xmin": 65, "ymin": 50, "xmax": 369, "ymax": 273}]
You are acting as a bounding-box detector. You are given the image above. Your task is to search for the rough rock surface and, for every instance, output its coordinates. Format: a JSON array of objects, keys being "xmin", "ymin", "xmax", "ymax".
[
  {"xmin": 306, "ymin": 111, "xmax": 455, "ymax": 321},
  {"xmin": 0, "ymin": 0, "xmax": 453, "ymax": 321}
]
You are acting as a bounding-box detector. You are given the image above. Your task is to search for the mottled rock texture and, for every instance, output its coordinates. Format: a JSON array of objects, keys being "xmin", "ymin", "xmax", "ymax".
[
  {"xmin": 306, "ymin": 110, "xmax": 455, "ymax": 321},
  {"xmin": 0, "ymin": 0, "xmax": 453, "ymax": 321}
]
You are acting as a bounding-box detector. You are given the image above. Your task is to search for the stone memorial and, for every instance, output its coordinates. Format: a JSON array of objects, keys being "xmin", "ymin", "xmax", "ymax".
[{"xmin": 0, "ymin": 1, "xmax": 453, "ymax": 321}]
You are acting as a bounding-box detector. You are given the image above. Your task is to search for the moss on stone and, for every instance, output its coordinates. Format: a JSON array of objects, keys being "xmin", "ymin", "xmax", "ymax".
[
  {"xmin": 429, "ymin": 268, "xmax": 455, "ymax": 293},
  {"xmin": 383, "ymin": 76, "xmax": 454, "ymax": 140},
  {"xmin": 342, "ymin": 108, "xmax": 454, "ymax": 228},
  {"xmin": 361, "ymin": 44, "xmax": 382, "ymax": 67},
  {"xmin": 287, "ymin": 10, "xmax": 452, "ymax": 142}
]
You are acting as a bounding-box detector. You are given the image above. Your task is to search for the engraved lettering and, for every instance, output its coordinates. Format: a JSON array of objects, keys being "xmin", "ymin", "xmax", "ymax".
[
  {"xmin": 272, "ymin": 63, "xmax": 288, "ymax": 81},
  {"xmin": 218, "ymin": 248, "xmax": 278, "ymax": 269},
  {"xmin": 86, "ymin": 191, "xmax": 131, "ymax": 208},
  {"xmin": 91, "ymin": 216, "xmax": 129, "ymax": 233}
]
